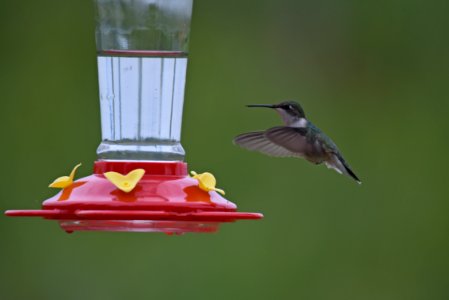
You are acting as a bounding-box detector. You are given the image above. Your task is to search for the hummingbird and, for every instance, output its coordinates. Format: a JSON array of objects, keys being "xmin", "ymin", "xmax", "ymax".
[{"xmin": 233, "ymin": 100, "xmax": 361, "ymax": 184}]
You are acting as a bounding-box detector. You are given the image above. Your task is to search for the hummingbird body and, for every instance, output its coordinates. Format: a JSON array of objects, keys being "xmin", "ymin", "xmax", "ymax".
[{"xmin": 233, "ymin": 101, "xmax": 361, "ymax": 184}]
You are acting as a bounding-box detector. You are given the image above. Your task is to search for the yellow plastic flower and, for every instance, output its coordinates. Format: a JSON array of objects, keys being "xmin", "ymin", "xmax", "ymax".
[
  {"xmin": 104, "ymin": 169, "xmax": 145, "ymax": 193},
  {"xmin": 190, "ymin": 171, "xmax": 225, "ymax": 195},
  {"xmin": 49, "ymin": 163, "xmax": 82, "ymax": 189}
]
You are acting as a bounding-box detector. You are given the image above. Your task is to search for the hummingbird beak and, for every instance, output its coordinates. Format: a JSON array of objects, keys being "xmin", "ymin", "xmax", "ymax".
[{"xmin": 246, "ymin": 104, "xmax": 276, "ymax": 109}]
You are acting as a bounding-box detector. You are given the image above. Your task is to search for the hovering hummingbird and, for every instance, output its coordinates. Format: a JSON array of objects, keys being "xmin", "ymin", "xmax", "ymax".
[{"xmin": 233, "ymin": 100, "xmax": 361, "ymax": 184}]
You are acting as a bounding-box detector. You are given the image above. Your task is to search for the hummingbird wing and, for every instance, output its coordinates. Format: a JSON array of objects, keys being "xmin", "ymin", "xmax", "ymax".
[
  {"xmin": 233, "ymin": 131, "xmax": 301, "ymax": 157},
  {"xmin": 264, "ymin": 126, "xmax": 326, "ymax": 163},
  {"xmin": 264, "ymin": 126, "xmax": 311, "ymax": 152}
]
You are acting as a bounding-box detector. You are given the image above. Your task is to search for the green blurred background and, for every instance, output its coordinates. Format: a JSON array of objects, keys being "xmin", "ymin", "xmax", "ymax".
[{"xmin": 1, "ymin": 0, "xmax": 449, "ymax": 299}]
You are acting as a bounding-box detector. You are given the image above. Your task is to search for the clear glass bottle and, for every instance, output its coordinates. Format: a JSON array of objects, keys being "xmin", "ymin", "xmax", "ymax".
[{"xmin": 94, "ymin": 0, "xmax": 193, "ymax": 160}]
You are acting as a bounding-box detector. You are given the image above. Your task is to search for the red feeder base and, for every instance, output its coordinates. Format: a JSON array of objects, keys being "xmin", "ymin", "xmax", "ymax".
[{"xmin": 5, "ymin": 161, "xmax": 263, "ymax": 234}]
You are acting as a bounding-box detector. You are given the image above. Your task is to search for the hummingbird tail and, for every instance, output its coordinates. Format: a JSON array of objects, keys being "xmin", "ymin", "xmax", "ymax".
[
  {"xmin": 337, "ymin": 154, "xmax": 361, "ymax": 184},
  {"xmin": 343, "ymin": 163, "xmax": 361, "ymax": 184},
  {"xmin": 326, "ymin": 153, "xmax": 361, "ymax": 184}
]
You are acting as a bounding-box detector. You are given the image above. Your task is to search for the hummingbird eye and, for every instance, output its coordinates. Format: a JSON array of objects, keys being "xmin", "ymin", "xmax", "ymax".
[{"xmin": 288, "ymin": 105, "xmax": 293, "ymax": 110}]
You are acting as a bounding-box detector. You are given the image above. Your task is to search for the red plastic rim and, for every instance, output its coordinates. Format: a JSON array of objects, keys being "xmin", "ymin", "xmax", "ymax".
[{"xmin": 5, "ymin": 160, "xmax": 263, "ymax": 233}]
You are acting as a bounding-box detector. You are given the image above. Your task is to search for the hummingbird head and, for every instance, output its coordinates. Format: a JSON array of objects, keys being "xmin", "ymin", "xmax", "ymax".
[
  {"xmin": 273, "ymin": 101, "xmax": 306, "ymax": 118},
  {"xmin": 247, "ymin": 100, "xmax": 306, "ymax": 126}
]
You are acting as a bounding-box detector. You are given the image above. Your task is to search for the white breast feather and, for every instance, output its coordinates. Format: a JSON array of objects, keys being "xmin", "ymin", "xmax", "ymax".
[{"xmin": 291, "ymin": 118, "xmax": 308, "ymax": 128}]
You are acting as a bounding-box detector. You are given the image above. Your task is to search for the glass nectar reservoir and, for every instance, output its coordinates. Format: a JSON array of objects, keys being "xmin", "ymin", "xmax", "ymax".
[{"xmin": 95, "ymin": 0, "xmax": 193, "ymax": 160}]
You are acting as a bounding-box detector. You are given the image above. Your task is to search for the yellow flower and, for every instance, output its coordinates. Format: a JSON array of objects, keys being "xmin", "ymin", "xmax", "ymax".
[
  {"xmin": 49, "ymin": 163, "xmax": 82, "ymax": 189},
  {"xmin": 190, "ymin": 171, "xmax": 225, "ymax": 195},
  {"xmin": 104, "ymin": 169, "xmax": 145, "ymax": 193}
]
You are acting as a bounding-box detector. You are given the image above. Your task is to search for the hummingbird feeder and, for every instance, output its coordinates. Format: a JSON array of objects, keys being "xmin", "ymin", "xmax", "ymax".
[{"xmin": 5, "ymin": 0, "xmax": 263, "ymax": 234}]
